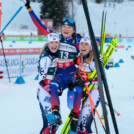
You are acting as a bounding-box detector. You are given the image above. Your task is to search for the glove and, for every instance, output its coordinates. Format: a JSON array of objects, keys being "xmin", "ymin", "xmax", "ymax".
[
  {"xmin": 68, "ymin": 80, "xmax": 74, "ymax": 91},
  {"xmin": 75, "ymin": 79, "xmax": 85, "ymax": 87},
  {"xmin": 68, "ymin": 79, "xmax": 85, "ymax": 91},
  {"xmin": 24, "ymin": 0, "xmax": 31, "ymax": 9},
  {"xmin": 74, "ymin": 56, "xmax": 80, "ymax": 64}
]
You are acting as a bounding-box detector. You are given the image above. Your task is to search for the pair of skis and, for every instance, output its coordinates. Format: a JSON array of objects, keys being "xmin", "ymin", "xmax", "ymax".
[
  {"xmin": 61, "ymin": 37, "xmax": 119, "ymax": 134},
  {"xmin": 81, "ymin": 0, "xmax": 119, "ymax": 133},
  {"xmin": 100, "ymin": 10, "xmax": 107, "ymax": 54}
]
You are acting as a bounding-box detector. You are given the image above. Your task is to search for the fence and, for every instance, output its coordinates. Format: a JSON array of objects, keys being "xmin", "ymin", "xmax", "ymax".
[{"xmin": 0, "ymin": 53, "xmax": 39, "ymax": 78}]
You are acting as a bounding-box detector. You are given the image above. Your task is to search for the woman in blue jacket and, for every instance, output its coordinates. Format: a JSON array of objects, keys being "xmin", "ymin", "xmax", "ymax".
[{"xmin": 24, "ymin": 0, "xmax": 84, "ymax": 133}]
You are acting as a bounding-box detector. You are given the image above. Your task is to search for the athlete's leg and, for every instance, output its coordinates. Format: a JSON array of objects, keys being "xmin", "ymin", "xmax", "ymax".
[
  {"xmin": 37, "ymin": 85, "xmax": 59, "ymax": 134},
  {"xmin": 77, "ymin": 89, "xmax": 100, "ymax": 133}
]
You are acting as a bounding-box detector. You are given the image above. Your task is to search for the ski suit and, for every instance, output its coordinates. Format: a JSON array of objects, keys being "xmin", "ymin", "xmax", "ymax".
[
  {"xmin": 78, "ymin": 55, "xmax": 100, "ymax": 134},
  {"xmin": 37, "ymin": 47, "xmax": 58, "ymax": 134},
  {"xmin": 27, "ymin": 8, "xmax": 83, "ymax": 117},
  {"xmin": 68, "ymin": 53, "xmax": 100, "ymax": 134}
]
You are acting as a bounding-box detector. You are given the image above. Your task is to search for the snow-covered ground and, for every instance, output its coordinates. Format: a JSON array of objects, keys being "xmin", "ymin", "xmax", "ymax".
[{"xmin": 0, "ymin": 42, "xmax": 134, "ymax": 134}]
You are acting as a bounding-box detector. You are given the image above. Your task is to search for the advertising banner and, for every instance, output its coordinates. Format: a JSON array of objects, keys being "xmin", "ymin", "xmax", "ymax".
[
  {"xmin": 21, "ymin": 54, "xmax": 39, "ymax": 76},
  {"xmin": 0, "ymin": 55, "xmax": 20, "ymax": 78},
  {"xmin": 4, "ymin": 36, "xmax": 47, "ymax": 42},
  {"xmin": 0, "ymin": 48, "xmax": 42, "ymax": 55},
  {"xmin": 0, "ymin": 54, "xmax": 39, "ymax": 78}
]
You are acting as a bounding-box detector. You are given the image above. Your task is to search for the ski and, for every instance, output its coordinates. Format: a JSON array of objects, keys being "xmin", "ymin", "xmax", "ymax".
[
  {"xmin": 61, "ymin": 37, "xmax": 119, "ymax": 134},
  {"xmin": 100, "ymin": 10, "xmax": 107, "ymax": 54},
  {"xmin": 81, "ymin": 1, "xmax": 119, "ymax": 133},
  {"xmin": 81, "ymin": 0, "xmax": 110, "ymax": 132}
]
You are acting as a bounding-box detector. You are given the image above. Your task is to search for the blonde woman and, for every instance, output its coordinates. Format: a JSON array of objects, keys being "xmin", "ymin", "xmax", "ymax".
[{"xmin": 37, "ymin": 33, "xmax": 60, "ymax": 134}]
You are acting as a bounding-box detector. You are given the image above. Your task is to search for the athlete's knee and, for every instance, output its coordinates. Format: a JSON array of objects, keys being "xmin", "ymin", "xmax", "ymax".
[{"xmin": 49, "ymin": 82, "xmax": 59, "ymax": 91}]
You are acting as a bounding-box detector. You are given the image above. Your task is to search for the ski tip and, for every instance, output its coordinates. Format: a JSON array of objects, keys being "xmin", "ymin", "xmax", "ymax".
[{"xmin": 117, "ymin": 113, "xmax": 120, "ymax": 116}]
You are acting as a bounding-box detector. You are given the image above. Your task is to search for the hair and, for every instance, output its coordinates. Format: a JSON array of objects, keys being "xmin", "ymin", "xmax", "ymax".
[
  {"xmin": 39, "ymin": 43, "xmax": 48, "ymax": 56},
  {"xmin": 72, "ymin": 24, "xmax": 77, "ymax": 39},
  {"xmin": 76, "ymin": 33, "xmax": 83, "ymax": 38},
  {"xmin": 86, "ymin": 51, "xmax": 94, "ymax": 64},
  {"xmin": 72, "ymin": 32, "xmax": 76, "ymax": 39}
]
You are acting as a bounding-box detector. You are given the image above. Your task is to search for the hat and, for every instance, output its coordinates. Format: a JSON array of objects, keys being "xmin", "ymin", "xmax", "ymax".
[
  {"xmin": 62, "ymin": 17, "xmax": 76, "ymax": 29},
  {"xmin": 47, "ymin": 33, "xmax": 60, "ymax": 43},
  {"xmin": 80, "ymin": 37, "xmax": 92, "ymax": 49}
]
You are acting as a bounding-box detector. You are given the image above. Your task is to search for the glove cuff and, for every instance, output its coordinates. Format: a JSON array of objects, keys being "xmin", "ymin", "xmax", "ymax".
[
  {"xmin": 27, "ymin": 7, "xmax": 32, "ymax": 12},
  {"xmin": 26, "ymin": 5, "xmax": 31, "ymax": 9}
]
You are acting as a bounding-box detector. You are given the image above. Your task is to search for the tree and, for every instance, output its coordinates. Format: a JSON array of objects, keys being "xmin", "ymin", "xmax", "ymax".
[
  {"xmin": 40, "ymin": 0, "xmax": 68, "ymax": 30},
  {"xmin": 96, "ymin": 0, "xmax": 102, "ymax": 3}
]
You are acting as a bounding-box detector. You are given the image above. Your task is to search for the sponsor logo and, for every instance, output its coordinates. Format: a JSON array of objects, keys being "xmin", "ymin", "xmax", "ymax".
[
  {"xmin": 70, "ymin": 95, "xmax": 73, "ymax": 99},
  {"xmin": 59, "ymin": 63, "xmax": 63, "ymax": 68},
  {"xmin": 65, "ymin": 62, "xmax": 70, "ymax": 67},
  {"xmin": 59, "ymin": 43, "xmax": 77, "ymax": 52},
  {"xmin": 65, "ymin": 22, "xmax": 68, "ymax": 25},
  {"xmin": 44, "ymin": 96, "xmax": 51, "ymax": 103}
]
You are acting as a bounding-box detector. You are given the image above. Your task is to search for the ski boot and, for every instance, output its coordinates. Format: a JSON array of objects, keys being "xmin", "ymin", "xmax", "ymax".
[
  {"xmin": 47, "ymin": 107, "xmax": 62, "ymax": 125},
  {"xmin": 69, "ymin": 117, "xmax": 78, "ymax": 134}
]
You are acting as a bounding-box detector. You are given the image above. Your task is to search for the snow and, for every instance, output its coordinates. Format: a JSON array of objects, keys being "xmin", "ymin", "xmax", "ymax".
[
  {"xmin": 0, "ymin": 0, "xmax": 41, "ymax": 35},
  {"xmin": 0, "ymin": 0, "xmax": 134, "ymax": 134},
  {"xmin": 1, "ymin": 42, "xmax": 134, "ymax": 134},
  {"xmin": 1, "ymin": 0, "xmax": 134, "ymax": 36},
  {"xmin": 74, "ymin": 0, "xmax": 134, "ymax": 36}
]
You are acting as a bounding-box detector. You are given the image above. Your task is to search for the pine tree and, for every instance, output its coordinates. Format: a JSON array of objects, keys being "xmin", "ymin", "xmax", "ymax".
[{"xmin": 40, "ymin": 0, "xmax": 68, "ymax": 30}]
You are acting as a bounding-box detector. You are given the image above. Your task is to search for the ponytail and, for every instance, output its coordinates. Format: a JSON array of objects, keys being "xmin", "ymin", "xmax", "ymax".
[{"xmin": 39, "ymin": 43, "xmax": 48, "ymax": 56}]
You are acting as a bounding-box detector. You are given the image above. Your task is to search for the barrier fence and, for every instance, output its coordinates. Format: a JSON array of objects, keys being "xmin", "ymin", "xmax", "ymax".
[{"xmin": 0, "ymin": 54, "xmax": 39, "ymax": 78}]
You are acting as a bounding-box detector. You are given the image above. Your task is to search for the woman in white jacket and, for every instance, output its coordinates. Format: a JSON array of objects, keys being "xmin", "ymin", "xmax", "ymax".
[
  {"xmin": 37, "ymin": 33, "xmax": 60, "ymax": 134},
  {"xmin": 68, "ymin": 36, "xmax": 101, "ymax": 134}
]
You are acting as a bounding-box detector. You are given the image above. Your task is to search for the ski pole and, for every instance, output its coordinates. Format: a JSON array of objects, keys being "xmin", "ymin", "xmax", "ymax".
[
  {"xmin": 81, "ymin": 55, "xmax": 106, "ymax": 133},
  {"xmin": 105, "ymin": 102, "xmax": 120, "ymax": 116},
  {"xmin": 80, "ymin": 55, "xmax": 99, "ymax": 134},
  {"xmin": 0, "ymin": 6, "xmax": 23, "ymax": 35},
  {"xmin": 0, "ymin": 37, "xmax": 11, "ymax": 82},
  {"xmin": 81, "ymin": 0, "xmax": 119, "ymax": 134},
  {"xmin": 81, "ymin": 0, "xmax": 110, "ymax": 133}
]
